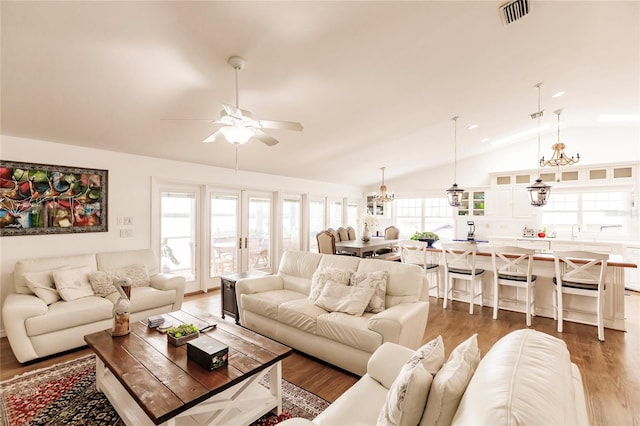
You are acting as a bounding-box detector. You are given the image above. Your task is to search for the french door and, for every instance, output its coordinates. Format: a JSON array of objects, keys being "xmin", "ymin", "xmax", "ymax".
[{"xmin": 207, "ymin": 189, "xmax": 273, "ymax": 287}]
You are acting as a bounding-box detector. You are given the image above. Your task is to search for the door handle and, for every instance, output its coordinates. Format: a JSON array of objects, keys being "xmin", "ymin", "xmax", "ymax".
[
  {"xmin": 238, "ymin": 237, "xmax": 242, "ymax": 250},
  {"xmin": 244, "ymin": 237, "xmax": 248, "ymax": 249}
]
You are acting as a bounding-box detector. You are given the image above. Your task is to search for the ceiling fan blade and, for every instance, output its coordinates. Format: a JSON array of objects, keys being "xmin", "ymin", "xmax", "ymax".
[
  {"xmin": 203, "ymin": 130, "xmax": 223, "ymax": 143},
  {"xmin": 253, "ymin": 129, "xmax": 279, "ymax": 146},
  {"xmin": 256, "ymin": 119, "xmax": 303, "ymax": 131},
  {"xmin": 221, "ymin": 103, "xmax": 254, "ymax": 119}
]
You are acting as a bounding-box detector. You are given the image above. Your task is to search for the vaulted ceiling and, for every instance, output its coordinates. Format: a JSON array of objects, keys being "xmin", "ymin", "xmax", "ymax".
[{"xmin": 2, "ymin": 1, "xmax": 638, "ymax": 187}]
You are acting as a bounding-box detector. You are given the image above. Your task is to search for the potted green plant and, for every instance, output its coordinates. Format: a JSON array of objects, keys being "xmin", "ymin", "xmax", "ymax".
[
  {"xmin": 410, "ymin": 231, "xmax": 440, "ymax": 247},
  {"xmin": 161, "ymin": 238, "xmax": 179, "ymax": 273},
  {"xmin": 166, "ymin": 323, "xmax": 199, "ymax": 346}
]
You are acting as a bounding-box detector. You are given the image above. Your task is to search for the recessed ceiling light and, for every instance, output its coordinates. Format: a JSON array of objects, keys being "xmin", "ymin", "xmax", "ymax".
[
  {"xmin": 467, "ymin": 124, "xmax": 479, "ymax": 130},
  {"xmin": 481, "ymin": 138, "xmax": 490, "ymax": 143},
  {"xmin": 551, "ymin": 91, "xmax": 565, "ymax": 98},
  {"xmin": 490, "ymin": 124, "xmax": 550, "ymax": 146},
  {"xmin": 597, "ymin": 114, "xmax": 640, "ymax": 123}
]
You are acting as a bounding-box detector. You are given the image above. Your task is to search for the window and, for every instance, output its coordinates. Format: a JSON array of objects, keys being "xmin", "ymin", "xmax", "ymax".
[
  {"xmin": 282, "ymin": 196, "xmax": 301, "ymax": 257},
  {"xmin": 347, "ymin": 200, "xmax": 359, "ymax": 228},
  {"xmin": 309, "ymin": 198, "xmax": 325, "ymax": 252},
  {"xmin": 328, "ymin": 198, "xmax": 343, "ymax": 229},
  {"xmin": 542, "ymin": 191, "xmax": 629, "ymax": 236},
  {"xmin": 160, "ymin": 191, "xmax": 197, "ymax": 281},
  {"xmin": 395, "ymin": 197, "xmax": 454, "ymax": 240}
]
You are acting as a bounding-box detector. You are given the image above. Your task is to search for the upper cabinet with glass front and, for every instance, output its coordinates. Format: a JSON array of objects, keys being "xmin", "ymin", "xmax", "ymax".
[{"xmin": 457, "ymin": 190, "xmax": 485, "ymax": 216}]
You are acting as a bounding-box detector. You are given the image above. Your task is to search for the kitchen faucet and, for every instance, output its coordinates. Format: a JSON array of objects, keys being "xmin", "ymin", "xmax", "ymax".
[{"xmin": 571, "ymin": 224, "xmax": 581, "ymax": 240}]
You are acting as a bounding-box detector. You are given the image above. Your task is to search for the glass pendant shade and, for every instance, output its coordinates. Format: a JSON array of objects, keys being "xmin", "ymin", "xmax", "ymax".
[
  {"xmin": 446, "ymin": 183, "xmax": 464, "ymax": 207},
  {"xmin": 527, "ymin": 178, "xmax": 551, "ymax": 206},
  {"xmin": 220, "ymin": 125, "xmax": 254, "ymax": 144}
]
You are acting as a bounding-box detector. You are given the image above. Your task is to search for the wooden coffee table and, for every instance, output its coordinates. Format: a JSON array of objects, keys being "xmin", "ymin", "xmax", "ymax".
[{"xmin": 84, "ymin": 310, "xmax": 292, "ymax": 425}]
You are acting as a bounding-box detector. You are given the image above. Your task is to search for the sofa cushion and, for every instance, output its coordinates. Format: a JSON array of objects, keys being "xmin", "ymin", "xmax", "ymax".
[
  {"xmin": 25, "ymin": 296, "xmax": 113, "ymax": 336},
  {"xmin": 278, "ymin": 298, "xmax": 328, "ymax": 334},
  {"xmin": 278, "ymin": 251, "xmax": 322, "ymax": 294},
  {"xmin": 106, "ymin": 286, "xmax": 176, "ymax": 313},
  {"xmin": 13, "ymin": 253, "xmax": 97, "ymax": 295},
  {"xmin": 451, "ymin": 329, "xmax": 578, "ymax": 425},
  {"xmin": 88, "ymin": 271, "xmax": 119, "ymax": 297},
  {"xmin": 53, "ymin": 266, "xmax": 95, "ymax": 301},
  {"xmin": 110, "ymin": 264, "xmax": 150, "ymax": 287},
  {"xmin": 421, "ymin": 334, "xmax": 481, "ymax": 426},
  {"xmin": 316, "ymin": 254, "xmax": 361, "ymax": 272},
  {"xmin": 410, "ymin": 335, "xmax": 446, "ymax": 376},
  {"xmin": 356, "ymin": 259, "xmax": 422, "ymax": 307},
  {"xmin": 24, "ymin": 270, "xmax": 62, "ymax": 305},
  {"xmin": 309, "ymin": 267, "xmax": 353, "ymax": 302},
  {"xmin": 350, "ymin": 270, "xmax": 388, "ymax": 313},
  {"xmin": 241, "ymin": 290, "xmax": 305, "ymax": 321},
  {"xmin": 378, "ymin": 358, "xmax": 432, "ymax": 426},
  {"xmin": 317, "ymin": 312, "xmax": 382, "ymax": 352},
  {"xmin": 315, "ymin": 281, "xmax": 374, "ymax": 316},
  {"xmin": 96, "ymin": 249, "xmax": 159, "ymax": 276}
]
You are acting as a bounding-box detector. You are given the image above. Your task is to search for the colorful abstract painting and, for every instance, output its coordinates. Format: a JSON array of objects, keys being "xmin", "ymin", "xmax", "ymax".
[{"xmin": 0, "ymin": 161, "xmax": 108, "ymax": 236}]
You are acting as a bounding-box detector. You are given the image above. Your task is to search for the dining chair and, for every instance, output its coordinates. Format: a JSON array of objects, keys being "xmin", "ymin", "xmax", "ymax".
[
  {"xmin": 400, "ymin": 243, "xmax": 441, "ymax": 299},
  {"xmin": 316, "ymin": 230, "xmax": 336, "ymax": 255},
  {"xmin": 375, "ymin": 226, "xmax": 401, "ymax": 256},
  {"xmin": 441, "ymin": 242, "xmax": 485, "ymax": 314},
  {"xmin": 490, "ymin": 245, "xmax": 537, "ymax": 326},
  {"xmin": 553, "ymin": 250, "xmax": 608, "ymax": 341},
  {"xmin": 346, "ymin": 226, "xmax": 356, "ymax": 240},
  {"xmin": 337, "ymin": 227, "xmax": 349, "ymax": 242},
  {"xmin": 327, "ymin": 228, "xmax": 340, "ymax": 242}
]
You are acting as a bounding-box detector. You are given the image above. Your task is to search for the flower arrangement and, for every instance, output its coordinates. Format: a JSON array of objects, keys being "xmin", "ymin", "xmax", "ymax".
[{"xmin": 359, "ymin": 214, "xmax": 379, "ymax": 228}]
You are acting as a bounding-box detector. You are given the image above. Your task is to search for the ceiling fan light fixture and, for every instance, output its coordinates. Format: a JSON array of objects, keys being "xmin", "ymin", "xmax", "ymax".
[{"xmin": 220, "ymin": 125, "xmax": 254, "ymax": 145}]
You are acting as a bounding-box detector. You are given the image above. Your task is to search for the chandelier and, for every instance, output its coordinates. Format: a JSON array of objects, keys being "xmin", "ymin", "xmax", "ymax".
[
  {"xmin": 373, "ymin": 166, "xmax": 394, "ymax": 203},
  {"xmin": 446, "ymin": 116, "xmax": 464, "ymax": 207},
  {"xmin": 539, "ymin": 109, "xmax": 580, "ymax": 167},
  {"xmin": 526, "ymin": 83, "xmax": 551, "ymax": 207}
]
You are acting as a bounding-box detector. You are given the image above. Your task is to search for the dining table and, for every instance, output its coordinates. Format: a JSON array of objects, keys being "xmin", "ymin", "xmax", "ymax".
[{"xmin": 335, "ymin": 238, "xmax": 400, "ymax": 258}]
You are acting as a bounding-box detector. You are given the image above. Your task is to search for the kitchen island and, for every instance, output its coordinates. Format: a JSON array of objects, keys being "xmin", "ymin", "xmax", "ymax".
[{"xmin": 425, "ymin": 239, "xmax": 637, "ymax": 331}]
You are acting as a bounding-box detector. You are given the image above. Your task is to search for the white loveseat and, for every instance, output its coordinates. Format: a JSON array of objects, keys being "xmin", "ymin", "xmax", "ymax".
[
  {"xmin": 282, "ymin": 329, "xmax": 589, "ymax": 425},
  {"xmin": 236, "ymin": 250, "xmax": 429, "ymax": 376},
  {"xmin": 3, "ymin": 248, "xmax": 185, "ymax": 363}
]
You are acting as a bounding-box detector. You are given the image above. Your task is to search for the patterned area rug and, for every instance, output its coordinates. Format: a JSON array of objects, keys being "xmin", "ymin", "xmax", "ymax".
[{"xmin": 0, "ymin": 355, "xmax": 329, "ymax": 426}]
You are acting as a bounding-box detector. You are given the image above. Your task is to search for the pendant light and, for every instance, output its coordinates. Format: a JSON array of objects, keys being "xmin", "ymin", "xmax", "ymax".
[
  {"xmin": 539, "ymin": 109, "xmax": 580, "ymax": 168},
  {"xmin": 527, "ymin": 83, "xmax": 551, "ymax": 207},
  {"xmin": 373, "ymin": 166, "xmax": 395, "ymax": 203},
  {"xmin": 446, "ymin": 116, "xmax": 464, "ymax": 207}
]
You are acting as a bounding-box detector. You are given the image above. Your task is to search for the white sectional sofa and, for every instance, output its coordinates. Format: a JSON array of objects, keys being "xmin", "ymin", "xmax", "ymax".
[
  {"xmin": 282, "ymin": 329, "xmax": 589, "ymax": 426},
  {"xmin": 236, "ymin": 250, "xmax": 429, "ymax": 376},
  {"xmin": 3, "ymin": 248, "xmax": 185, "ymax": 363}
]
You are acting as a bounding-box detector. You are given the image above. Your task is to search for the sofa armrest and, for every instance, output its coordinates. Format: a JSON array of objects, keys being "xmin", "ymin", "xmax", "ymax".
[
  {"xmin": 367, "ymin": 300, "xmax": 429, "ymax": 349},
  {"xmin": 235, "ymin": 275, "xmax": 284, "ymax": 296},
  {"xmin": 149, "ymin": 273, "xmax": 185, "ymax": 310},
  {"xmin": 2, "ymin": 293, "xmax": 48, "ymax": 363},
  {"xmin": 367, "ymin": 342, "xmax": 415, "ymax": 389}
]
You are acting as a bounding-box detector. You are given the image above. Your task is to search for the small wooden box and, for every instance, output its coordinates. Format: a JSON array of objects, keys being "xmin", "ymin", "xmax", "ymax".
[{"xmin": 187, "ymin": 336, "xmax": 229, "ymax": 371}]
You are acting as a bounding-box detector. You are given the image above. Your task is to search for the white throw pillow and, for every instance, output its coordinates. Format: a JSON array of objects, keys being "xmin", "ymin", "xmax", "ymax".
[
  {"xmin": 350, "ymin": 270, "xmax": 389, "ymax": 313},
  {"xmin": 24, "ymin": 270, "xmax": 62, "ymax": 305},
  {"xmin": 111, "ymin": 264, "xmax": 150, "ymax": 287},
  {"xmin": 53, "ymin": 266, "xmax": 95, "ymax": 301},
  {"xmin": 309, "ymin": 267, "xmax": 352, "ymax": 302},
  {"xmin": 409, "ymin": 335, "xmax": 446, "ymax": 376},
  {"xmin": 378, "ymin": 357, "xmax": 433, "ymax": 426},
  {"xmin": 88, "ymin": 271, "xmax": 119, "ymax": 297},
  {"xmin": 422, "ymin": 334, "xmax": 481, "ymax": 426},
  {"xmin": 314, "ymin": 280, "xmax": 374, "ymax": 316}
]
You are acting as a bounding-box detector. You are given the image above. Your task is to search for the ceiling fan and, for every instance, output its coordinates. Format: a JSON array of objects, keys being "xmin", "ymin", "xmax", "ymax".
[{"xmin": 202, "ymin": 55, "xmax": 303, "ymax": 146}]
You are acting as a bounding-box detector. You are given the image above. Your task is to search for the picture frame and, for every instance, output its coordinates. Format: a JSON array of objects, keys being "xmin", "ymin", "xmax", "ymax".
[{"xmin": 0, "ymin": 160, "xmax": 108, "ymax": 236}]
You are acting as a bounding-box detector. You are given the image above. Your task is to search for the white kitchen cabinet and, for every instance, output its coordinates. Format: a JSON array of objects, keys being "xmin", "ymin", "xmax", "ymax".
[{"xmin": 458, "ymin": 190, "xmax": 486, "ymax": 217}]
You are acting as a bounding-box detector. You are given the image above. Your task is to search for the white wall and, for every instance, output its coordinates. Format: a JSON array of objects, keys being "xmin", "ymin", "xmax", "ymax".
[{"xmin": 0, "ymin": 135, "xmax": 363, "ymax": 334}]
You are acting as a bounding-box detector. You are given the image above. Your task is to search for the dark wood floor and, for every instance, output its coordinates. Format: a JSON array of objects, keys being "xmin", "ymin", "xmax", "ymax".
[{"xmin": 2, "ymin": 290, "xmax": 638, "ymax": 425}]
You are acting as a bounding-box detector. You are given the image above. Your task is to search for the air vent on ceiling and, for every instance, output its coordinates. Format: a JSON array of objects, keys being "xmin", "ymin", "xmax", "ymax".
[{"xmin": 500, "ymin": 0, "xmax": 530, "ymax": 25}]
